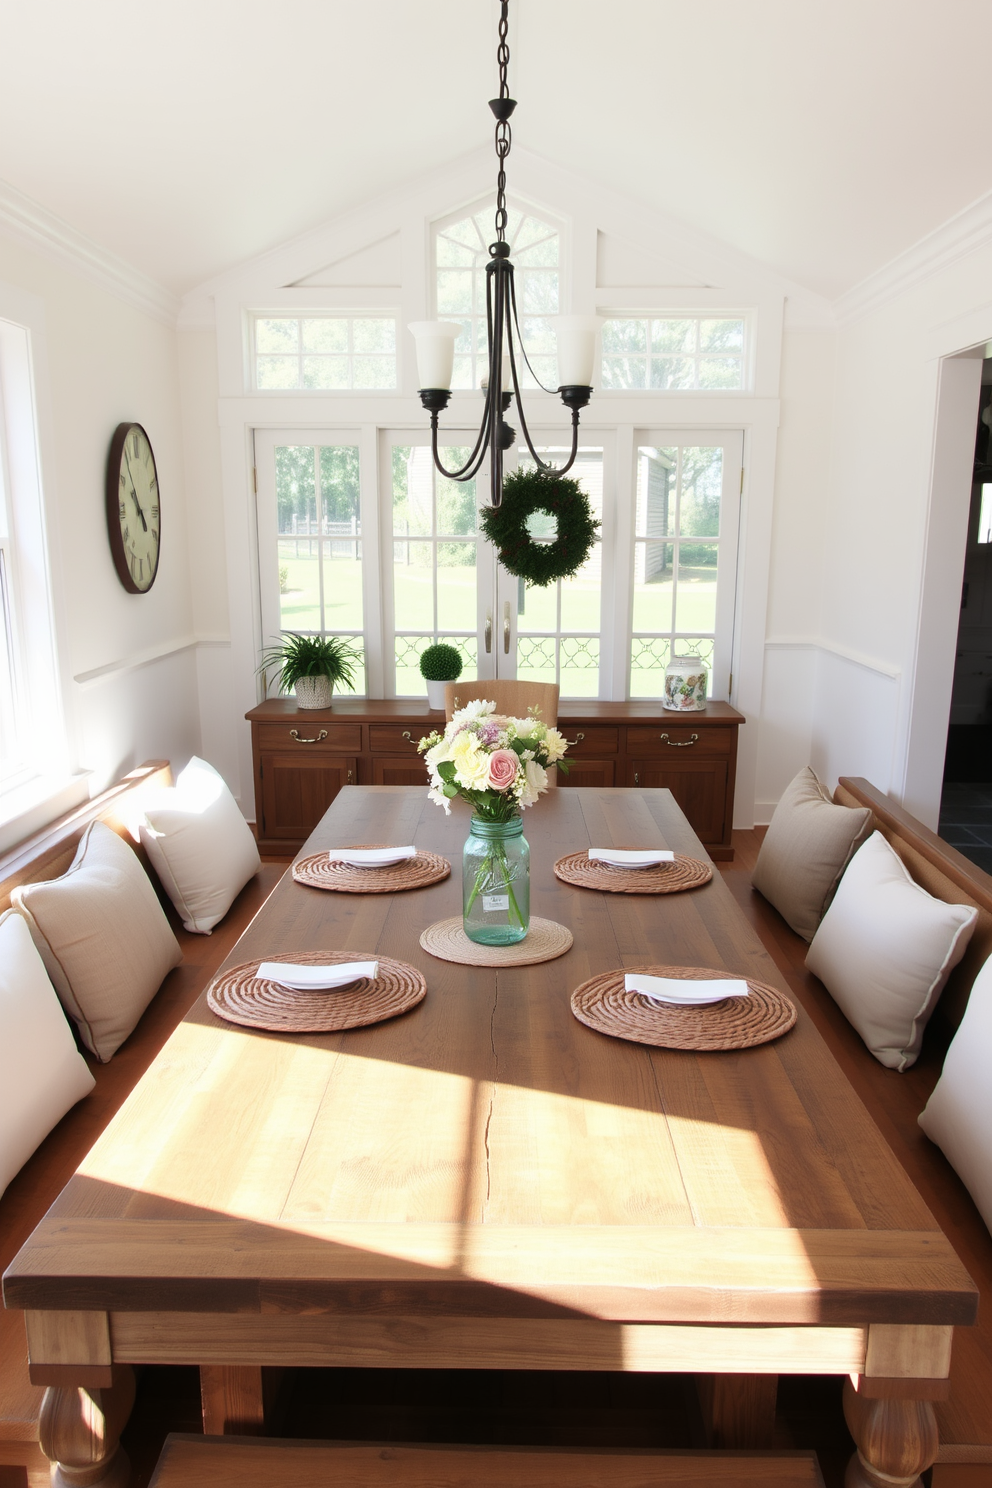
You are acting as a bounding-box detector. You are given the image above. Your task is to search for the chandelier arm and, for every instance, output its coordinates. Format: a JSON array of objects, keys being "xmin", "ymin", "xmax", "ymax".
[
  {"xmin": 507, "ymin": 271, "xmax": 559, "ymax": 396},
  {"xmin": 514, "ymin": 393, "xmax": 580, "ymax": 476},
  {"xmin": 429, "ymin": 392, "xmax": 493, "ymax": 482}
]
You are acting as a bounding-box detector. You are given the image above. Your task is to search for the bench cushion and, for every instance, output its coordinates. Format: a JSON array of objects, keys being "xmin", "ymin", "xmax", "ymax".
[
  {"xmin": 920, "ymin": 951, "xmax": 992, "ymax": 1237},
  {"xmin": 12, "ymin": 820, "xmax": 182, "ymax": 1062},
  {"xmin": 0, "ymin": 910, "xmax": 95, "ymax": 1197},
  {"xmin": 806, "ymin": 830, "xmax": 977, "ymax": 1069},
  {"xmin": 752, "ymin": 767, "xmax": 872, "ymax": 941},
  {"xmin": 137, "ymin": 756, "xmax": 261, "ymax": 934}
]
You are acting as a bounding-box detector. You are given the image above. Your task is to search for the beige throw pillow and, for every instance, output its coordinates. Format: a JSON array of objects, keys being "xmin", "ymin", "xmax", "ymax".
[
  {"xmin": 138, "ymin": 756, "xmax": 261, "ymax": 933},
  {"xmin": 12, "ymin": 820, "xmax": 182, "ymax": 1062},
  {"xmin": 752, "ymin": 767, "xmax": 873, "ymax": 941},
  {"xmin": 806, "ymin": 831, "xmax": 978, "ymax": 1070}
]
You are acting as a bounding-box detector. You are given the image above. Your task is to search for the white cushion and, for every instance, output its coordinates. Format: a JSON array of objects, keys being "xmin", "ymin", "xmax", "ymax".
[
  {"xmin": 12, "ymin": 820, "xmax": 182, "ymax": 1062},
  {"xmin": 0, "ymin": 910, "xmax": 95, "ymax": 1197},
  {"xmin": 805, "ymin": 831, "xmax": 978, "ymax": 1070},
  {"xmin": 137, "ymin": 756, "xmax": 260, "ymax": 934},
  {"xmin": 752, "ymin": 767, "xmax": 873, "ymax": 941},
  {"xmin": 919, "ymin": 953, "xmax": 992, "ymax": 1235}
]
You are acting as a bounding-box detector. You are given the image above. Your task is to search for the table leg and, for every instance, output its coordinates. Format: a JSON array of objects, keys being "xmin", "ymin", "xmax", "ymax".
[
  {"xmin": 843, "ymin": 1378, "xmax": 939, "ymax": 1488},
  {"xmin": 695, "ymin": 1372, "xmax": 778, "ymax": 1447},
  {"xmin": 38, "ymin": 1367, "xmax": 135, "ymax": 1488}
]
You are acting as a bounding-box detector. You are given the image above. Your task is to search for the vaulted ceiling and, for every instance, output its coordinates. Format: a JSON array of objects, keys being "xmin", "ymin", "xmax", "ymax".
[{"xmin": 0, "ymin": 0, "xmax": 988, "ymax": 301}]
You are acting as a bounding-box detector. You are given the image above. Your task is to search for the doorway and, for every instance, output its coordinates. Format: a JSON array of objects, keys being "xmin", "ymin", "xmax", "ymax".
[{"xmin": 938, "ymin": 359, "xmax": 992, "ymax": 869}]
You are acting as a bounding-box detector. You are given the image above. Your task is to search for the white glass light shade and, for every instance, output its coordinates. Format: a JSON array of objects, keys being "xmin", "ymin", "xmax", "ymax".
[
  {"xmin": 554, "ymin": 315, "xmax": 603, "ymax": 387},
  {"xmin": 408, "ymin": 321, "xmax": 462, "ymax": 390}
]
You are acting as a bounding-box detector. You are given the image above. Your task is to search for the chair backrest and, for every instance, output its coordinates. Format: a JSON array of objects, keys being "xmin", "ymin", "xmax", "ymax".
[{"xmin": 444, "ymin": 681, "xmax": 559, "ymax": 726}]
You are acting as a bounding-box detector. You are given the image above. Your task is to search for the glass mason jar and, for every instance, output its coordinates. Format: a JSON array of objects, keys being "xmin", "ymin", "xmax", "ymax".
[{"xmin": 462, "ymin": 815, "xmax": 530, "ymax": 945}]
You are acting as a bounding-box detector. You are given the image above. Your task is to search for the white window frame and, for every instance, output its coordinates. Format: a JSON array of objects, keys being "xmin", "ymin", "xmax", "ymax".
[
  {"xmin": 598, "ymin": 311, "xmax": 754, "ymax": 395},
  {"xmin": 250, "ymin": 313, "xmax": 399, "ymax": 394}
]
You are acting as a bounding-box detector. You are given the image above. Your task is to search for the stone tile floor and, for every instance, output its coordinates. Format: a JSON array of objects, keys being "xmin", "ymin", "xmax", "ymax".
[{"xmin": 938, "ymin": 781, "xmax": 992, "ymax": 874}]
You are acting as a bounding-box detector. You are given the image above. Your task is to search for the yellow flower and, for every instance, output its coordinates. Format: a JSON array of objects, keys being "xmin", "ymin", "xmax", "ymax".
[{"xmin": 450, "ymin": 731, "xmax": 490, "ymax": 790}]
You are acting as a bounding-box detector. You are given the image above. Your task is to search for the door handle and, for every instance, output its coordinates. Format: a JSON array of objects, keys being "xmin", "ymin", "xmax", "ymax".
[
  {"xmin": 503, "ymin": 600, "xmax": 511, "ymax": 654},
  {"xmin": 485, "ymin": 611, "xmax": 492, "ymax": 653}
]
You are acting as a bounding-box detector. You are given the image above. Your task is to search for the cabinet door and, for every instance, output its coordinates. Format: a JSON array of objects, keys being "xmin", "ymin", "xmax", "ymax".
[
  {"xmin": 627, "ymin": 758, "xmax": 727, "ymax": 844},
  {"xmin": 562, "ymin": 759, "xmax": 616, "ymax": 788},
  {"xmin": 259, "ymin": 752, "xmax": 356, "ymax": 842},
  {"xmin": 371, "ymin": 758, "xmax": 429, "ymax": 787}
]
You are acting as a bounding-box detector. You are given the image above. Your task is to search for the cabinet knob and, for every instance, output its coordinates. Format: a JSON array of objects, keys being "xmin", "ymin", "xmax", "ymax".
[
  {"xmin": 634, "ymin": 772, "xmax": 639, "ymax": 786},
  {"xmin": 347, "ymin": 769, "xmax": 353, "ymax": 784},
  {"xmin": 402, "ymin": 730, "xmax": 413, "ymax": 742},
  {"xmin": 659, "ymin": 732, "xmax": 698, "ymax": 747},
  {"xmin": 289, "ymin": 728, "xmax": 328, "ymax": 745}
]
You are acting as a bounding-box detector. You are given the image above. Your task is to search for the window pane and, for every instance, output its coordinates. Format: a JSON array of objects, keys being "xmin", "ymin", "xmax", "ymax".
[
  {"xmin": 698, "ymin": 356, "xmax": 742, "ymax": 389},
  {"xmin": 323, "ymin": 543, "xmax": 363, "ymax": 632},
  {"xmin": 392, "ymin": 446, "xmax": 432, "ymax": 536},
  {"xmin": 602, "ymin": 320, "xmax": 647, "ymax": 353},
  {"xmin": 601, "ymin": 316, "xmax": 747, "ymax": 391},
  {"xmin": 303, "ymin": 356, "xmax": 348, "ymax": 389},
  {"xmin": 394, "ymin": 542, "xmax": 435, "ymax": 630},
  {"xmin": 352, "ymin": 355, "xmax": 396, "ymax": 389},
  {"xmin": 699, "ymin": 319, "xmax": 744, "ymax": 351},
  {"xmin": 277, "ymin": 539, "xmax": 320, "ymax": 630},
  {"xmin": 352, "ymin": 318, "xmax": 396, "ymax": 354},
  {"xmin": 302, "ymin": 319, "xmax": 347, "ymax": 353},
  {"xmin": 256, "ymin": 319, "xmax": 299, "ymax": 353},
  {"xmin": 601, "ymin": 356, "xmax": 646, "ymax": 390},
  {"xmin": 679, "ymin": 447, "xmax": 723, "ymax": 536},
  {"xmin": 520, "ymin": 580, "xmax": 557, "ymax": 633},
  {"xmin": 517, "ymin": 634, "xmax": 557, "ymax": 686},
  {"xmin": 629, "ymin": 636, "xmax": 670, "ymax": 699},
  {"xmin": 395, "ymin": 634, "xmax": 431, "ymax": 698},
  {"xmin": 632, "ymin": 542, "xmax": 674, "ymax": 631},
  {"xmin": 257, "ymin": 356, "xmax": 300, "ymax": 390},
  {"xmin": 318, "ymin": 446, "xmax": 360, "ymax": 524},
  {"xmin": 675, "ymin": 544, "xmax": 718, "ymax": 631},
  {"xmin": 437, "ymin": 453, "xmax": 478, "ymax": 535},
  {"xmin": 560, "ymin": 636, "xmax": 600, "ymax": 698},
  {"xmin": 651, "ymin": 319, "xmax": 695, "ymax": 353},
  {"xmin": 636, "ymin": 446, "xmax": 677, "ymax": 537},
  {"xmin": 436, "ymin": 543, "xmax": 477, "ymax": 630},
  {"xmin": 649, "ymin": 356, "xmax": 694, "ymax": 390}
]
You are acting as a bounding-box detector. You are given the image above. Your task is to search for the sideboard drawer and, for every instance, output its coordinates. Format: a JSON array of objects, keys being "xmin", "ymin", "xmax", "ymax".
[
  {"xmin": 255, "ymin": 721, "xmax": 363, "ymax": 752},
  {"xmin": 369, "ymin": 725, "xmax": 425, "ymax": 754},
  {"xmin": 625, "ymin": 724, "xmax": 731, "ymax": 757},
  {"xmin": 560, "ymin": 726, "xmax": 619, "ymax": 755}
]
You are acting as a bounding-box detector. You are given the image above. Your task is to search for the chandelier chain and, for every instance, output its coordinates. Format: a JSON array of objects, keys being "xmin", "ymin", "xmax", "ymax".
[{"xmin": 494, "ymin": 0, "xmax": 511, "ymax": 244}]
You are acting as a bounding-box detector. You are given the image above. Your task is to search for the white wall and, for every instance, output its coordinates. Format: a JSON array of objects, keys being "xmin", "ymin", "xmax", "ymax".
[
  {"xmin": 0, "ymin": 235, "xmax": 199, "ymax": 800},
  {"xmin": 813, "ymin": 238, "xmax": 992, "ymax": 824}
]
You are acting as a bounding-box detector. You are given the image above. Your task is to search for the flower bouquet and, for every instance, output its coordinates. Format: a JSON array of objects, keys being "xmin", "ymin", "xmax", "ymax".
[{"xmin": 418, "ymin": 700, "xmax": 569, "ymax": 945}]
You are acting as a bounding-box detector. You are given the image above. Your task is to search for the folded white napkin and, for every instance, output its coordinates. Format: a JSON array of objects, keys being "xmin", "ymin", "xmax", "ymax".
[
  {"xmin": 256, "ymin": 960, "xmax": 378, "ymax": 991},
  {"xmin": 326, "ymin": 846, "xmax": 417, "ymax": 867},
  {"xmin": 589, "ymin": 848, "xmax": 675, "ymax": 868},
  {"xmin": 625, "ymin": 973, "xmax": 749, "ymax": 1005}
]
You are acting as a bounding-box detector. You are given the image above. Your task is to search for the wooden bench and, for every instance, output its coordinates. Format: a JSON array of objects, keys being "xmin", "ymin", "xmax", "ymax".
[
  {"xmin": 721, "ymin": 776, "xmax": 992, "ymax": 1488},
  {"xmin": 149, "ymin": 1434, "xmax": 826, "ymax": 1488},
  {"xmin": 0, "ymin": 764, "xmax": 286, "ymax": 1488}
]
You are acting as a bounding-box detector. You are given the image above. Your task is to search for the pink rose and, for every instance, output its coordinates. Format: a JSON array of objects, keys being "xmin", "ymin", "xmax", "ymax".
[{"xmin": 487, "ymin": 749, "xmax": 519, "ymax": 792}]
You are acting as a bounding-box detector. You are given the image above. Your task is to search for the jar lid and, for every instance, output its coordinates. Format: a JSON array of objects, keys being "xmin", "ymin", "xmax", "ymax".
[{"xmin": 669, "ymin": 654, "xmax": 702, "ymax": 665}]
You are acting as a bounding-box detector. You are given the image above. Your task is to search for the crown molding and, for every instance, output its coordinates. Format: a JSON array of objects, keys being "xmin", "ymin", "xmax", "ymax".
[
  {"xmin": 834, "ymin": 188, "xmax": 992, "ymax": 327},
  {"xmin": 0, "ymin": 177, "xmax": 179, "ymax": 326}
]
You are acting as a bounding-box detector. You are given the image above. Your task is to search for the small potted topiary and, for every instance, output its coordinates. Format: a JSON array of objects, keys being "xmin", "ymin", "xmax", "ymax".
[
  {"xmin": 257, "ymin": 632, "xmax": 361, "ymax": 710},
  {"xmin": 419, "ymin": 641, "xmax": 463, "ymax": 711}
]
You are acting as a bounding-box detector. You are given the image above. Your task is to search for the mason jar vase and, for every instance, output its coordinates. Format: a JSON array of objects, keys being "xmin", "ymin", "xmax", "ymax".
[{"xmin": 462, "ymin": 815, "xmax": 530, "ymax": 945}]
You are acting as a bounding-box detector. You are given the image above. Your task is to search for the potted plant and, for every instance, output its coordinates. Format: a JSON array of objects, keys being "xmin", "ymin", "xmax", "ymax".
[
  {"xmin": 257, "ymin": 632, "xmax": 360, "ymax": 710},
  {"xmin": 419, "ymin": 642, "xmax": 463, "ymax": 711}
]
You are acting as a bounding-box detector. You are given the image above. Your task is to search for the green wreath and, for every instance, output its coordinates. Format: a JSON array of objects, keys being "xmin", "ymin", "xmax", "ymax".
[{"xmin": 480, "ymin": 468, "xmax": 600, "ymax": 587}]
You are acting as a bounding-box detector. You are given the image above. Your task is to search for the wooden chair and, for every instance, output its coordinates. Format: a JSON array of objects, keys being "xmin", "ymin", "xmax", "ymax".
[{"xmin": 444, "ymin": 680, "xmax": 559, "ymax": 724}]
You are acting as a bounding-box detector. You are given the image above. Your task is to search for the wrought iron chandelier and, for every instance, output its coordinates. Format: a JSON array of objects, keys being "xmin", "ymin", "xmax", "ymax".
[{"xmin": 408, "ymin": 0, "xmax": 600, "ymax": 509}]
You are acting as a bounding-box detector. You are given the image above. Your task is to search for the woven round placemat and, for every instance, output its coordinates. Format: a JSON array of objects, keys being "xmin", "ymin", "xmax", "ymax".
[
  {"xmin": 554, "ymin": 851, "xmax": 712, "ymax": 894},
  {"xmin": 207, "ymin": 950, "xmax": 426, "ymax": 1033},
  {"xmin": 420, "ymin": 916, "xmax": 573, "ymax": 967},
  {"xmin": 293, "ymin": 846, "xmax": 450, "ymax": 894},
  {"xmin": 570, "ymin": 964, "xmax": 796, "ymax": 1051}
]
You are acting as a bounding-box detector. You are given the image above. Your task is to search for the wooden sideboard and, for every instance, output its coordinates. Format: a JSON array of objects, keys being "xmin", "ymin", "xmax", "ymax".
[{"xmin": 245, "ymin": 698, "xmax": 744, "ymax": 859}]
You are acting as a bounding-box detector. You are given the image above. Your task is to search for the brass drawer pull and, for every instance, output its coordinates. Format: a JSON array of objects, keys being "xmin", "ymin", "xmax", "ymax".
[
  {"xmin": 565, "ymin": 732, "xmax": 585, "ymax": 746},
  {"xmin": 289, "ymin": 728, "xmax": 328, "ymax": 745},
  {"xmin": 347, "ymin": 769, "xmax": 353, "ymax": 783},
  {"xmin": 402, "ymin": 730, "xmax": 413, "ymax": 742},
  {"xmin": 660, "ymin": 732, "xmax": 698, "ymax": 747}
]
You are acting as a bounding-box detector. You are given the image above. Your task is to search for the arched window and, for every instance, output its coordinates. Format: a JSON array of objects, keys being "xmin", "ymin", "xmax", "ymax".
[{"xmin": 434, "ymin": 203, "xmax": 559, "ymax": 389}]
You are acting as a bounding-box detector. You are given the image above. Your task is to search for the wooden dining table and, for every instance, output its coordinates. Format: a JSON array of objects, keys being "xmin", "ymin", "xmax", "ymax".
[{"xmin": 4, "ymin": 786, "xmax": 978, "ymax": 1488}]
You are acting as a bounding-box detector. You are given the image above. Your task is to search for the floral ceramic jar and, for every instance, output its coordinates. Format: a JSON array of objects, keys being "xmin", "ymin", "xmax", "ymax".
[{"xmin": 663, "ymin": 654, "xmax": 708, "ymax": 712}]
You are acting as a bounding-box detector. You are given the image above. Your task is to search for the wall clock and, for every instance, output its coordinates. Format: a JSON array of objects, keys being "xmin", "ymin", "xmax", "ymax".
[{"xmin": 106, "ymin": 422, "xmax": 161, "ymax": 593}]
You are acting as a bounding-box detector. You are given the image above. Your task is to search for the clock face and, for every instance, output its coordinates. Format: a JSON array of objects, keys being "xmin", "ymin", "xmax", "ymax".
[{"xmin": 106, "ymin": 423, "xmax": 161, "ymax": 593}]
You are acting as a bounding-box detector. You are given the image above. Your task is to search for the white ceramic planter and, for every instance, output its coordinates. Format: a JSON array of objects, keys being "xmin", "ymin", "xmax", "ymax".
[
  {"xmin": 663, "ymin": 655, "xmax": 708, "ymax": 712},
  {"xmin": 426, "ymin": 679, "xmax": 450, "ymax": 711},
  {"xmin": 294, "ymin": 676, "xmax": 333, "ymax": 709}
]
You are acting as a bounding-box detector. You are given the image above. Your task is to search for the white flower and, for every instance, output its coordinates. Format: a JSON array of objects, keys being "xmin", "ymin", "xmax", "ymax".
[
  {"xmin": 519, "ymin": 757, "xmax": 548, "ymax": 808},
  {"xmin": 427, "ymin": 783, "xmax": 451, "ymax": 813},
  {"xmin": 452, "ymin": 699, "xmax": 494, "ymax": 727},
  {"xmin": 543, "ymin": 727, "xmax": 568, "ymax": 763}
]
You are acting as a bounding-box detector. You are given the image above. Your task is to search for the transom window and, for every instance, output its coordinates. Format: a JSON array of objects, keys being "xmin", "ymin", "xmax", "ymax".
[
  {"xmin": 434, "ymin": 204, "xmax": 559, "ymax": 390},
  {"xmin": 601, "ymin": 318, "xmax": 745, "ymax": 391},
  {"xmin": 254, "ymin": 317, "xmax": 397, "ymax": 391}
]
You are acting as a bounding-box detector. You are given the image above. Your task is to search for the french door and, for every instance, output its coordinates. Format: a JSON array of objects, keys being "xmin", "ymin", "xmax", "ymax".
[{"xmin": 255, "ymin": 426, "xmax": 742, "ymax": 703}]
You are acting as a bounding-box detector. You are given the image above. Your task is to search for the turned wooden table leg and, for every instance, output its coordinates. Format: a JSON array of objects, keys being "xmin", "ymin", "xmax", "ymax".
[
  {"xmin": 38, "ymin": 1366, "xmax": 136, "ymax": 1488},
  {"xmin": 843, "ymin": 1377, "xmax": 939, "ymax": 1488}
]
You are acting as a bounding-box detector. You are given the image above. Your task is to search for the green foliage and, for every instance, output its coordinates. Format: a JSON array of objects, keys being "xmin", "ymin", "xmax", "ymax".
[
  {"xmin": 479, "ymin": 468, "xmax": 599, "ymax": 587},
  {"xmin": 278, "ymin": 565, "xmax": 289, "ymax": 594},
  {"xmin": 257, "ymin": 632, "xmax": 360, "ymax": 693},
  {"xmin": 419, "ymin": 642, "xmax": 463, "ymax": 682}
]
